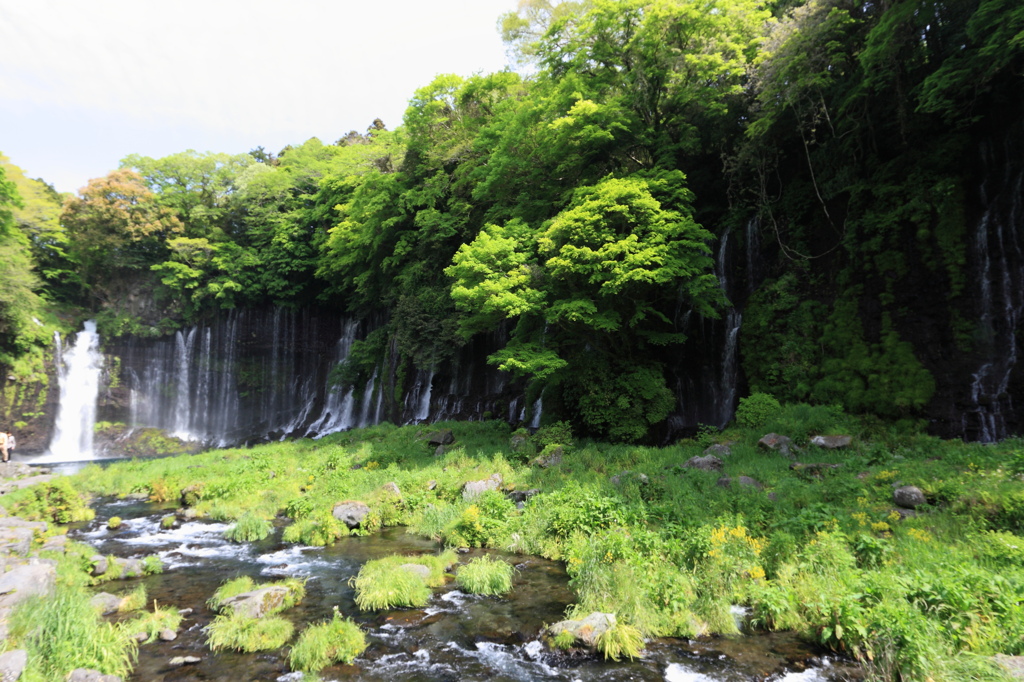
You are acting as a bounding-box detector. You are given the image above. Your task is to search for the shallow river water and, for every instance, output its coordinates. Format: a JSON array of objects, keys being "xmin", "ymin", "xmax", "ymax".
[{"xmin": 71, "ymin": 498, "xmax": 863, "ymax": 682}]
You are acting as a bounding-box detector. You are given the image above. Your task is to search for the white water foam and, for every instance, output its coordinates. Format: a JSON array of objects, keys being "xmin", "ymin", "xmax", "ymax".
[{"xmin": 664, "ymin": 664, "xmax": 715, "ymax": 682}]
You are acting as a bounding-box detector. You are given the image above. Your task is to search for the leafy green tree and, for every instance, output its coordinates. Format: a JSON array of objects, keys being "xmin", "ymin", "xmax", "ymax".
[
  {"xmin": 448, "ymin": 174, "xmax": 723, "ymax": 440},
  {"xmin": 61, "ymin": 169, "xmax": 183, "ymax": 304},
  {"xmin": 0, "ymin": 155, "xmax": 73, "ymax": 296},
  {"xmin": 0, "ymin": 162, "xmax": 46, "ymax": 365}
]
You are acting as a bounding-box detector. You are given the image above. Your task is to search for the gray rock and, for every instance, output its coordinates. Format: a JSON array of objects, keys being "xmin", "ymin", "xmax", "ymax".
[
  {"xmin": 703, "ymin": 444, "xmax": 732, "ymax": 458},
  {"xmin": 789, "ymin": 462, "xmax": 843, "ymax": 478},
  {"xmin": 220, "ymin": 585, "xmax": 296, "ymax": 619},
  {"xmin": 462, "ymin": 474, "xmax": 502, "ymax": 501},
  {"xmin": 114, "ymin": 557, "xmax": 146, "ymax": 579},
  {"xmin": 40, "ymin": 534, "xmax": 68, "ymax": 553},
  {"xmin": 382, "ymin": 482, "xmax": 402, "ymax": 498},
  {"xmin": 176, "ymin": 507, "xmax": 202, "ymax": 521},
  {"xmin": 507, "ymin": 489, "xmax": 540, "ymax": 505},
  {"xmin": 894, "ymin": 485, "xmax": 927, "ymax": 509},
  {"xmin": 758, "ymin": 433, "xmax": 796, "ymax": 458},
  {"xmin": 179, "ymin": 484, "xmax": 204, "ymax": 507},
  {"xmin": 0, "ymin": 527, "xmax": 35, "ymax": 557},
  {"xmin": 685, "ymin": 455, "xmax": 724, "ymax": 472},
  {"xmin": 399, "ymin": 563, "xmax": 432, "ymax": 581},
  {"xmin": 0, "ymin": 561, "xmax": 56, "ymax": 608},
  {"xmin": 717, "ymin": 476, "xmax": 763, "ymax": 490},
  {"xmin": 509, "ymin": 433, "xmax": 529, "ymax": 452},
  {"xmin": 425, "ymin": 429, "xmax": 455, "ymax": 447},
  {"xmin": 547, "ymin": 612, "xmax": 619, "ymax": 648},
  {"xmin": 66, "ymin": 670, "xmax": 122, "ymax": 682},
  {"xmin": 426, "ymin": 480, "xmax": 437, "ymax": 491},
  {"xmin": 90, "ymin": 555, "xmax": 109, "ymax": 577},
  {"xmin": 810, "ymin": 435, "xmax": 853, "ymax": 449},
  {"xmin": 0, "ymin": 649, "xmax": 27, "ymax": 682},
  {"xmin": 169, "ymin": 656, "xmax": 202, "ymax": 667},
  {"xmin": 532, "ymin": 446, "xmax": 563, "ymax": 469},
  {"xmin": 434, "ymin": 445, "xmax": 446, "ymax": 457},
  {"xmin": 332, "ymin": 501, "xmax": 371, "ymax": 529},
  {"xmin": 158, "ymin": 628, "xmax": 177, "ymax": 641},
  {"xmin": 90, "ymin": 592, "xmax": 123, "ymax": 615},
  {"xmin": 178, "ymin": 607, "xmax": 194, "ymax": 616}
]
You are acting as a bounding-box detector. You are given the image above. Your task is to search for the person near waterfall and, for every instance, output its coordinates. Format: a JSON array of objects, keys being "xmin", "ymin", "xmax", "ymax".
[
  {"xmin": 5, "ymin": 432, "xmax": 14, "ymax": 460},
  {"xmin": 0, "ymin": 431, "xmax": 7, "ymax": 462}
]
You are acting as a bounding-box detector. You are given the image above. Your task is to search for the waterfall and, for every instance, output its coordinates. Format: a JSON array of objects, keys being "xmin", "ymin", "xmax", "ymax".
[
  {"xmin": 306, "ymin": 320, "xmax": 360, "ymax": 437},
  {"xmin": 403, "ymin": 369, "xmax": 435, "ymax": 423},
  {"xmin": 962, "ymin": 132, "xmax": 1024, "ymax": 442},
  {"xmin": 46, "ymin": 321, "xmax": 103, "ymax": 461}
]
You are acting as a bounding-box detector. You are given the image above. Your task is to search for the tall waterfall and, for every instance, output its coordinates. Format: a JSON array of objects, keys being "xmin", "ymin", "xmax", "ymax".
[
  {"xmin": 46, "ymin": 321, "xmax": 103, "ymax": 461},
  {"xmin": 963, "ymin": 131, "xmax": 1024, "ymax": 441}
]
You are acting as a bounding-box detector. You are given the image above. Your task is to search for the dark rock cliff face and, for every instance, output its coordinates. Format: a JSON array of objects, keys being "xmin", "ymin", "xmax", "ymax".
[{"xmin": 0, "ymin": 359, "xmax": 60, "ymax": 455}]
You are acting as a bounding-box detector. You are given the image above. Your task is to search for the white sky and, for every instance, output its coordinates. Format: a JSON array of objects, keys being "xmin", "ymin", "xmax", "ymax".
[{"xmin": 0, "ymin": 0, "xmax": 519, "ymax": 194}]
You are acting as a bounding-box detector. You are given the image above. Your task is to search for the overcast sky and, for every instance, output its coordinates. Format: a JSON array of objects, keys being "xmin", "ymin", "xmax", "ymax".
[{"xmin": 0, "ymin": 0, "xmax": 519, "ymax": 194}]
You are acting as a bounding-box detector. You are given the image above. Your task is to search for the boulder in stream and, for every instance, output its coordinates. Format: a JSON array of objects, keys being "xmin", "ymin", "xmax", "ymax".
[{"xmin": 220, "ymin": 585, "xmax": 297, "ymax": 619}]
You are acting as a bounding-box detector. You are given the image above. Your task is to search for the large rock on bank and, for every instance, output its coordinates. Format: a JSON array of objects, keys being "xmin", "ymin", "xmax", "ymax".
[{"xmin": 332, "ymin": 501, "xmax": 371, "ymax": 529}]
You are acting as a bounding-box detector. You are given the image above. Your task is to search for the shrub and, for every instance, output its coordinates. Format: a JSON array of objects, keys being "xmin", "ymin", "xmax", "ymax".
[
  {"xmin": 120, "ymin": 603, "xmax": 184, "ymax": 643},
  {"xmin": 289, "ymin": 611, "xmax": 367, "ymax": 671},
  {"xmin": 160, "ymin": 514, "xmax": 176, "ymax": 529},
  {"xmin": 351, "ymin": 551, "xmax": 457, "ymax": 611},
  {"xmin": 224, "ymin": 512, "xmax": 273, "ymax": 543},
  {"xmin": 208, "ymin": 576, "xmax": 257, "ymax": 610},
  {"xmin": 206, "ymin": 612, "xmax": 294, "ymax": 652},
  {"xmin": 595, "ymin": 617, "xmax": 644, "ymax": 661},
  {"xmin": 208, "ymin": 576, "xmax": 306, "ymax": 614},
  {"xmin": 8, "ymin": 585, "xmax": 138, "ymax": 680},
  {"xmin": 533, "ymin": 421, "xmax": 574, "ymax": 450},
  {"xmin": 455, "ymin": 555, "xmax": 515, "ymax": 596},
  {"xmin": 735, "ymin": 392, "xmax": 782, "ymax": 428},
  {"xmin": 282, "ymin": 512, "xmax": 347, "ymax": 546},
  {"xmin": 117, "ymin": 584, "xmax": 147, "ymax": 612},
  {"xmin": 107, "ymin": 516, "xmax": 122, "ymax": 530}
]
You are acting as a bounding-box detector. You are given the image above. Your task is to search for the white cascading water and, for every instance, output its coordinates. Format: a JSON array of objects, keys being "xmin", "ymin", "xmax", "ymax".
[
  {"xmin": 714, "ymin": 226, "xmax": 742, "ymax": 427},
  {"xmin": 963, "ymin": 135, "xmax": 1024, "ymax": 442},
  {"xmin": 46, "ymin": 320, "xmax": 103, "ymax": 461}
]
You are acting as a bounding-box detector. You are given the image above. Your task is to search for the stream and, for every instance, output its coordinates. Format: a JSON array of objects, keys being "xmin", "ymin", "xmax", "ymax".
[{"xmin": 70, "ymin": 497, "xmax": 863, "ymax": 682}]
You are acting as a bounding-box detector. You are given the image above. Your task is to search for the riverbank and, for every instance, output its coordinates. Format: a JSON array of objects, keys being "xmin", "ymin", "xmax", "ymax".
[{"xmin": 5, "ymin": 405, "xmax": 1024, "ymax": 680}]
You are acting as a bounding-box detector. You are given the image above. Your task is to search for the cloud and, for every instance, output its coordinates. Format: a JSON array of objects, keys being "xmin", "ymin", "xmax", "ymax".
[{"xmin": 0, "ymin": 0, "xmax": 515, "ymax": 138}]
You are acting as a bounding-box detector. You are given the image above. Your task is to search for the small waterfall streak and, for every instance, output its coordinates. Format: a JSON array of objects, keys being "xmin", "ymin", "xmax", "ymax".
[
  {"xmin": 47, "ymin": 321, "xmax": 103, "ymax": 461},
  {"xmin": 714, "ymin": 227, "xmax": 742, "ymax": 427}
]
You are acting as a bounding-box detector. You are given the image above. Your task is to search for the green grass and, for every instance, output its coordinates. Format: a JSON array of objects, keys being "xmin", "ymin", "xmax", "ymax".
[
  {"xmin": 8, "ymin": 585, "xmax": 138, "ymax": 681},
  {"xmin": 45, "ymin": 416, "xmax": 1024, "ymax": 680},
  {"xmin": 352, "ymin": 550, "xmax": 458, "ymax": 610},
  {"xmin": 224, "ymin": 511, "xmax": 273, "ymax": 542},
  {"xmin": 595, "ymin": 617, "xmax": 644, "ymax": 661},
  {"xmin": 289, "ymin": 611, "xmax": 367, "ymax": 671},
  {"xmin": 116, "ymin": 584, "xmax": 148, "ymax": 612},
  {"xmin": 455, "ymin": 555, "xmax": 515, "ymax": 596},
  {"xmin": 208, "ymin": 576, "xmax": 258, "ymax": 609},
  {"xmin": 206, "ymin": 612, "xmax": 294, "ymax": 652},
  {"xmin": 119, "ymin": 602, "xmax": 184, "ymax": 643},
  {"xmin": 208, "ymin": 576, "xmax": 306, "ymax": 614}
]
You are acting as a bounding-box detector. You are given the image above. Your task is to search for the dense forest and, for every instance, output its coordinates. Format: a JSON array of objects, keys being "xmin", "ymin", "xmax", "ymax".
[{"xmin": 1, "ymin": 0, "xmax": 1023, "ymax": 442}]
